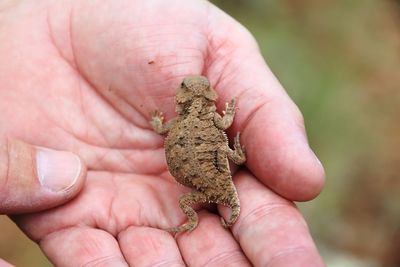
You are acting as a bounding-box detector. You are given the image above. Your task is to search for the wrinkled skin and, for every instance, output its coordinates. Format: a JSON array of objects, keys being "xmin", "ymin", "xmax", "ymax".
[{"xmin": 0, "ymin": 0, "xmax": 325, "ymax": 266}]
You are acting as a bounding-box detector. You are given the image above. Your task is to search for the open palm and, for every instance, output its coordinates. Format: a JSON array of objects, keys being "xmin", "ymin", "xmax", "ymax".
[{"xmin": 1, "ymin": 0, "xmax": 325, "ymax": 266}]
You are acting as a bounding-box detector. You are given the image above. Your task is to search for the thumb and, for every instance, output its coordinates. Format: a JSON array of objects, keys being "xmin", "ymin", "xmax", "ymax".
[
  {"xmin": 0, "ymin": 138, "xmax": 86, "ymax": 214},
  {"xmin": 0, "ymin": 258, "xmax": 14, "ymax": 267}
]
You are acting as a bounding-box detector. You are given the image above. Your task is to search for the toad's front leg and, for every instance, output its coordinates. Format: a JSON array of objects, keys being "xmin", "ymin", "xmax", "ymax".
[
  {"xmin": 150, "ymin": 110, "xmax": 176, "ymax": 134},
  {"xmin": 214, "ymin": 98, "xmax": 236, "ymax": 130}
]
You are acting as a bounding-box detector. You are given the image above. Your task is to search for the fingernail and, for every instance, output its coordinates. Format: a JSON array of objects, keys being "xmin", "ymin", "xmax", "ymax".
[{"xmin": 36, "ymin": 148, "xmax": 82, "ymax": 192}]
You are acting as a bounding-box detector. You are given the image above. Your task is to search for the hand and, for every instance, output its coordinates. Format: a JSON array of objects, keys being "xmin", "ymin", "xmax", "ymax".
[{"xmin": 1, "ymin": 0, "xmax": 325, "ymax": 266}]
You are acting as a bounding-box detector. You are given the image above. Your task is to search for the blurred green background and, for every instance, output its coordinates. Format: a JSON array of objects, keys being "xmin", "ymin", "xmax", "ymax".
[{"xmin": 1, "ymin": 0, "xmax": 399, "ymax": 266}]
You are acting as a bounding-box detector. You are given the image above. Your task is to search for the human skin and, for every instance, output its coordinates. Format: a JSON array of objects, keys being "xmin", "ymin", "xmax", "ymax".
[{"xmin": 0, "ymin": 0, "xmax": 325, "ymax": 266}]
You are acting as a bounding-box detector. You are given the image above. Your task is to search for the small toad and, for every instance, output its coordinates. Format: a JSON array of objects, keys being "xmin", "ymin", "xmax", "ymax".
[{"xmin": 150, "ymin": 75, "xmax": 246, "ymax": 234}]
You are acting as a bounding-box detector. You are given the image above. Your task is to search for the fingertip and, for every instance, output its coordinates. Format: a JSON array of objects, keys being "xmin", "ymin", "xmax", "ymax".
[
  {"xmin": 254, "ymin": 140, "xmax": 325, "ymax": 202},
  {"xmin": 36, "ymin": 147, "xmax": 86, "ymax": 195},
  {"xmin": 0, "ymin": 138, "xmax": 87, "ymax": 214},
  {"xmin": 301, "ymin": 151, "xmax": 325, "ymax": 201},
  {"xmin": 280, "ymin": 148, "xmax": 325, "ymax": 201},
  {"xmin": 241, "ymin": 101, "xmax": 325, "ymax": 202},
  {"xmin": 33, "ymin": 146, "xmax": 88, "ymax": 208},
  {"xmin": 61, "ymin": 152, "xmax": 87, "ymax": 199}
]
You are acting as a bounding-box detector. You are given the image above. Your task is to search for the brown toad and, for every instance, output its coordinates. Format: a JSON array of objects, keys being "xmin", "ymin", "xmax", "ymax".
[{"xmin": 150, "ymin": 75, "xmax": 246, "ymax": 234}]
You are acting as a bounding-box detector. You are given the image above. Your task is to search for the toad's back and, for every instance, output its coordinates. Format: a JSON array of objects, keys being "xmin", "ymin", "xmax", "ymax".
[{"xmin": 165, "ymin": 115, "xmax": 229, "ymax": 190}]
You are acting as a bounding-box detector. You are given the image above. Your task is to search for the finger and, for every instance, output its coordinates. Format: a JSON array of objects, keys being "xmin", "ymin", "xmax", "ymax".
[
  {"xmin": 40, "ymin": 227, "xmax": 128, "ymax": 267},
  {"xmin": 14, "ymin": 170, "xmax": 188, "ymax": 243},
  {"xmin": 0, "ymin": 137, "xmax": 86, "ymax": 214},
  {"xmin": 118, "ymin": 226, "xmax": 185, "ymax": 267},
  {"xmin": 219, "ymin": 171, "xmax": 324, "ymax": 267},
  {"xmin": 0, "ymin": 259, "xmax": 14, "ymax": 267},
  {"xmin": 206, "ymin": 6, "xmax": 324, "ymax": 201},
  {"xmin": 177, "ymin": 211, "xmax": 251, "ymax": 267}
]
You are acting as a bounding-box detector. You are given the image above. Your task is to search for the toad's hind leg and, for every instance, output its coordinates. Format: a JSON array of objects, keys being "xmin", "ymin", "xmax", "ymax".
[
  {"xmin": 167, "ymin": 191, "xmax": 207, "ymax": 234},
  {"xmin": 219, "ymin": 185, "xmax": 241, "ymax": 228}
]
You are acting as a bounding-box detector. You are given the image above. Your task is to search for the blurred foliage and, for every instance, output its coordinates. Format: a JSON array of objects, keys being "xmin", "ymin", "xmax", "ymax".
[
  {"xmin": 0, "ymin": 216, "xmax": 51, "ymax": 266},
  {"xmin": 1, "ymin": 0, "xmax": 400, "ymax": 266},
  {"xmin": 211, "ymin": 0, "xmax": 400, "ymax": 266}
]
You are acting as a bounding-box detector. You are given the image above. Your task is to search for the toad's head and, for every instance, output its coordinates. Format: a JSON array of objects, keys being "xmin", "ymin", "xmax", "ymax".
[{"xmin": 175, "ymin": 75, "xmax": 218, "ymax": 105}]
